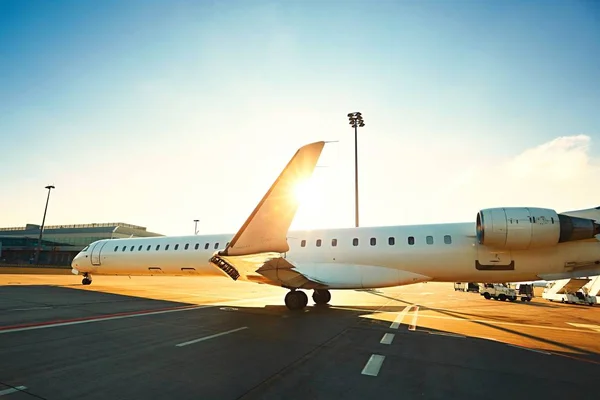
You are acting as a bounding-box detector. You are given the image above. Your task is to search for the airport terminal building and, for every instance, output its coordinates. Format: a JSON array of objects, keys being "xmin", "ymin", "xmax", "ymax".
[{"xmin": 0, "ymin": 223, "xmax": 163, "ymax": 267}]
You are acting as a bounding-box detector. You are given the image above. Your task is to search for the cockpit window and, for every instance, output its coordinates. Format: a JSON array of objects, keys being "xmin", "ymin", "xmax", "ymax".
[{"xmin": 82, "ymin": 246, "xmax": 89, "ymax": 252}]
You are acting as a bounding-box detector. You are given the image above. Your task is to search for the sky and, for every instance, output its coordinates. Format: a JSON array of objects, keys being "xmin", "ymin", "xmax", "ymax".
[{"xmin": 1, "ymin": 0, "xmax": 599, "ymax": 236}]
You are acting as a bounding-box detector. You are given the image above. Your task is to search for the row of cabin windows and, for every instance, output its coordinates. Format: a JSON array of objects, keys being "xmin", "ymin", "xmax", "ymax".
[
  {"xmin": 299, "ymin": 235, "xmax": 453, "ymax": 248},
  {"xmin": 115, "ymin": 242, "xmax": 230, "ymax": 252}
]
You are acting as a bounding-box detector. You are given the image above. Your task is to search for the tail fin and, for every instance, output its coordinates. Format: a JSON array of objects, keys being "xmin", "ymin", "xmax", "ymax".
[{"xmin": 219, "ymin": 141, "xmax": 326, "ymax": 257}]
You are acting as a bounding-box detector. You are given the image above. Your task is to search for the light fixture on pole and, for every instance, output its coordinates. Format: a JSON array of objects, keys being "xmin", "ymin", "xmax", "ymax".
[
  {"xmin": 347, "ymin": 112, "xmax": 365, "ymax": 228},
  {"xmin": 194, "ymin": 219, "xmax": 199, "ymax": 235},
  {"xmin": 36, "ymin": 185, "xmax": 55, "ymax": 265}
]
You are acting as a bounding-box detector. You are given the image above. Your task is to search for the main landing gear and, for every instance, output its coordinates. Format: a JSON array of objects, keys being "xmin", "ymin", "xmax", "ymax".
[
  {"xmin": 284, "ymin": 289, "xmax": 331, "ymax": 310},
  {"xmin": 82, "ymin": 273, "xmax": 92, "ymax": 286}
]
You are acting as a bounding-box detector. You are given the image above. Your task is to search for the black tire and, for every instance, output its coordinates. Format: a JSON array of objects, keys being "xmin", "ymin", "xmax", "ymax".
[
  {"xmin": 483, "ymin": 292, "xmax": 491, "ymax": 300},
  {"xmin": 312, "ymin": 289, "xmax": 331, "ymax": 305},
  {"xmin": 285, "ymin": 291, "xmax": 306, "ymax": 310},
  {"xmin": 498, "ymin": 294, "xmax": 507, "ymax": 301}
]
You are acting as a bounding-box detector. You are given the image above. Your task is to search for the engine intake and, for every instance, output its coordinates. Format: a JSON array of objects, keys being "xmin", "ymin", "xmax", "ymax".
[{"xmin": 476, "ymin": 207, "xmax": 600, "ymax": 250}]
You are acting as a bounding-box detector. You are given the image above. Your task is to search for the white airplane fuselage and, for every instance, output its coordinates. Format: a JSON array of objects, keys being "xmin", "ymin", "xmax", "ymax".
[{"xmin": 72, "ymin": 222, "xmax": 600, "ymax": 288}]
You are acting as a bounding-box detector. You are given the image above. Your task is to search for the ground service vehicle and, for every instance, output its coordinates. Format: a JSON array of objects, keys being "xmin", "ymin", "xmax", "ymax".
[{"xmin": 480, "ymin": 283, "xmax": 517, "ymax": 301}]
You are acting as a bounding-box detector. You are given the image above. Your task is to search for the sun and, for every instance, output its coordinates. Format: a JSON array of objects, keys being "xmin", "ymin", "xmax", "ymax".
[{"xmin": 293, "ymin": 179, "xmax": 314, "ymax": 205}]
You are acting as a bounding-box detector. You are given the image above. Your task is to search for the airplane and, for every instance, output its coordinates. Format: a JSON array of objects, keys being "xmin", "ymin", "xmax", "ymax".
[{"xmin": 71, "ymin": 141, "xmax": 600, "ymax": 310}]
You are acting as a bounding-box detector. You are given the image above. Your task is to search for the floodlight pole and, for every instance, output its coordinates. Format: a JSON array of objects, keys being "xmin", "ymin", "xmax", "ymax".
[
  {"xmin": 36, "ymin": 185, "xmax": 55, "ymax": 265},
  {"xmin": 194, "ymin": 219, "xmax": 199, "ymax": 235},
  {"xmin": 347, "ymin": 112, "xmax": 365, "ymax": 228}
]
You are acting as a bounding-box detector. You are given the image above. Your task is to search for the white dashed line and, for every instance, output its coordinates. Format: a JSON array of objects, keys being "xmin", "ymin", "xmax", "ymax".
[
  {"xmin": 361, "ymin": 354, "xmax": 385, "ymax": 376},
  {"xmin": 390, "ymin": 305, "xmax": 411, "ymax": 329},
  {"xmin": 380, "ymin": 333, "xmax": 395, "ymax": 345},
  {"xmin": 408, "ymin": 306, "xmax": 419, "ymax": 331},
  {"xmin": 0, "ymin": 386, "xmax": 27, "ymax": 396},
  {"xmin": 175, "ymin": 326, "xmax": 248, "ymax": 347}
]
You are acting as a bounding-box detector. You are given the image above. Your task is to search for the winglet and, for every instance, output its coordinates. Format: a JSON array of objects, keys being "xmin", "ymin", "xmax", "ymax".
[{"xmin": 219, "ymin": 141, "xmax": 326, "ymax": 257}]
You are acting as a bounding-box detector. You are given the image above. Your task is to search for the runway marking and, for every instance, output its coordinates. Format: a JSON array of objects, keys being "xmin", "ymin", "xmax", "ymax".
[
  {"xmin": 410, "ymin": 314, "xmax": 600, "ymax": 334},
  {"xmin": 408, "ymin": 306, "xmax": 419, "ymax": 331},
  {"xmin": 176, "ymin": 326, "xmax": 248, "ymax": 347},
  {"xmin": 361, "ymin": 354, "xmax": 385, "ymax": 376},
  {"xmin": 390, "ymin": 305, "xmax": 411, "ymax": 329},
  {"xmin": 506, "ymin": 343, "xmax": 551, "ymax": 355},
  {"xmin": 380, "ymin": 333, "xmax": 395, "ymax": 345},
  {"xmin": 567, "ymin": 323, "xmax": 600, "ymax": 332},
  {"xmin": 6, "ymin": 306, "xmax": 52, "ymax": 312},
  {"xmin": 0, "ymin": 304, "xmax": 215, "ymax": 335},
  {"xmin": 0, "ymin": 386, "xmax": 27, "ymax": 396},
  {"xmin": 429, "ymin": 332, "xmax": 466, "ymax": 338}
]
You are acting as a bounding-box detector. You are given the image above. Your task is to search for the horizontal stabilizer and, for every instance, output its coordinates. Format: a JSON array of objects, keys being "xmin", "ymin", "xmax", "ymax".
[{"xmin": 220, "ymin": 141, "xmax": 326, "ymax": 257}]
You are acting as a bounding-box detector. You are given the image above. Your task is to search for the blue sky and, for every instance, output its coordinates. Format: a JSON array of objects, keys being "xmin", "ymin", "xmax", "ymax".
[{"xmin": 1, "ymin": 0, "xmax": 599, "ymax": 235}]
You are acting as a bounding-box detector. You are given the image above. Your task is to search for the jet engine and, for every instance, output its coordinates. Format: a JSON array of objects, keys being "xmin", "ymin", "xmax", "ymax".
[{"xmin": 476, "ymin": 207, "xmax": 600, "ymax": 250}]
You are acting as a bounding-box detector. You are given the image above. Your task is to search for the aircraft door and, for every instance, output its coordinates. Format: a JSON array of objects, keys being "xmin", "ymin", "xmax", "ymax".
[
  {"xmin": 91, "ymin": 241, "xmax": 107, "ymax": 266},
  {"xmin": 475, "ymin": 244, "xmax": 514, "ymax": 271}
]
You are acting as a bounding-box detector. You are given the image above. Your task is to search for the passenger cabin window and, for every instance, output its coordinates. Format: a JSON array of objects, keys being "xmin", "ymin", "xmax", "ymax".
[
  {"xmin": 122, "ymin": 246, "xmax": 126, "ymax": 252},
  {"xmin": 316, "ymin": 239, "xmax": 322, "ymax": 247},
  {"xmin": 444, "ymin": 235, "xmax": 452, "ymax": 245},
  {"xmin": 138, "ymin": 245, "xmax": 143, "ymax": 251},
  {"xmin": 301, "ymin": 240, "xmax": 306, "ymax": 247},
  {"xmin": 130, "ymin": 246, "xmax": 134, "ymax": 251},
  {"xmin": 332, "ymin": 238, "xmax": 337, "ymax": 247},
  {"xmin": 388, "ymin": 237, "xmax": 395, "ymax": 246},
  {"xmin": 165, "ymin": 244, "xmax": 170, "ymax": 250},
  {"xmin": 174, "ymin": 244, "xmax": 179, "ymax": 250},
  {"xmin": 147, "ymin": 245, "xmax": 151, "ymax": 251},
  {"xmin": 205, "ymin": 243, "xmax": 209, "ymax": 250},
  {"xmin": 370, "ymin": 238, "xmax": 376, "ymax": 246},
  {"xmin": 426, "ymin": 236, "xmax": 433, "ymax": 245},
  {"xmin": 353, "ymin": 238, "xmax": 359, "ymax": 246},
  {"xmin": 156, "ymin": 245, "xmax": 160, "ymax": 251},
  {"xmin": 214, "ymin": 242, "xmax": 219, "ymax": 249},
  {"xmin": 408, "ymin": 236, "xmax": 415, "ymax": 245},
  {"xmin": 114, "ymin": 246, "xmax": 118, "ymax": 252},
  {"xmin": 195, "ymin": 243, "xmax": 199, "ymax": 250},
  {"xmin": 184, "ymin": 244, "xmax": 189, "ymax": 250}
]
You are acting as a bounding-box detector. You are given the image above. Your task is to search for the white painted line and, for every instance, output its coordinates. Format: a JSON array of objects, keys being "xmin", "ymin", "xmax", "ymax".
[
  {"xmin": 429, "ymin": 332, "xmax": 466, "ymax": 338},
  {"xmin": 407, "ymin": 314, "xmax": 600, "ymax": 334},
  {"xmin": 390, "ymin": 305, "xmax": 411, "ymax": 329},
  {"xmin": 380, "ymin": 333, "xmax": 395, "ymax": 345},
  {"xmin": 408, "ymin": 306, "xmax": 419, "ymax": 331},
  {"xmin": 0, "ymin": 305, "xmax": 215, "ymax": 335},
  {"xmin": 0, "ymin": 386, "xmax": 27, "ymax": 396},
  {"xmin": 567, "ymin": 323, "xmax": 600, "ymax": 332},
  {"xmin": 507, "ymin": 344, "xmax": 551, "ymax": 355},
  {"xmin": 7, "ymin": 307, "xmax": 52, "ymax": 312},
  {"xmin": 361, "ymin": 354, "xmax": 385, "ymax": 376},
  {"xmin": 176, "ymin": 326, "xmax": 248, "ymax": 347}
]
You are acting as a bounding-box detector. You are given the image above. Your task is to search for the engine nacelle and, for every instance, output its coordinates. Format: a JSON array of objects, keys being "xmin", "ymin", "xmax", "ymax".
[{"xmin": 476, "ymin": 207, "xmax": 600, "ymax": 250}]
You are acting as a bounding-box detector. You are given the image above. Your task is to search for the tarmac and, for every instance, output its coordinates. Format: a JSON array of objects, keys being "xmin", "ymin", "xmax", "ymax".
[{"xmin": 0, "ymin": 274, "xmax": 598, "ymax": 400}]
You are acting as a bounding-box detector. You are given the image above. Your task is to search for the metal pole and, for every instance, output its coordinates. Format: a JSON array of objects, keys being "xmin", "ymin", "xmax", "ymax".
[
  {"xmin": 354, "ymin": 125, "xmax": 359, "ymax": 228},
  {"xmin": 36, "ymin": 185, "xmax": 54, "ymax": 265},
  {"xmin": 194, "ymin": 219, "xmax": 199, "ymax": 235}
]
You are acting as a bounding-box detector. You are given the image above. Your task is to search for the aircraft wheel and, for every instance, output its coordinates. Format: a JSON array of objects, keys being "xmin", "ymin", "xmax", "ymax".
[
  {"xmin": 82, "ymin": 278, "xmax": 92, "ymax": 285},
  {"xmin": 285, "ymin": 291, "xmax": 307, "ymax": 311},
  {"xmin": 312, "ymin": 289, "xmax": 331, "ymax": 305}
]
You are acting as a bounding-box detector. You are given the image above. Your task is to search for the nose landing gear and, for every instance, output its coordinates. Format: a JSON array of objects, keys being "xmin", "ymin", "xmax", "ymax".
[{"xmin": 82, "ymin": 273, "xmax": 92, "ymax": 285}]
